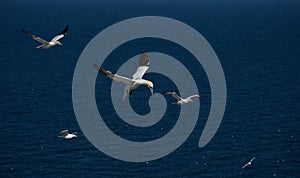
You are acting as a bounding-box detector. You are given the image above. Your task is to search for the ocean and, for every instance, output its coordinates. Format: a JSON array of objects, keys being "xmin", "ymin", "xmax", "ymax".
[{"xmin": 0, "ymin": 0, "xmax": 299, "ymax": 177}]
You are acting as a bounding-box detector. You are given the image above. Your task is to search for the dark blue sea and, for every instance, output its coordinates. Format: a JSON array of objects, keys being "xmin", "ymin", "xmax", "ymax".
[{"xmin": 1, "ymin": 0, "xmax": 299, "ymax": 177}]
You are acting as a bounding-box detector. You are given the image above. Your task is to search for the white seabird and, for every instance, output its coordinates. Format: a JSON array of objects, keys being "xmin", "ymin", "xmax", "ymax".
[
  {"xmin": 242, "ymin": 157, "xmax": 255, "ymax": 169},
  {"xmin": 58, "ymin": 130, "xmax": 77, "ymax": 139},
  {"xmin": 22, "ymin": 25, "xmax": 69, "ymax": 49},
  {"xmin": 93, "ymin": 52, "xmax": 153, "ymax": 100},
  {"xmin": 162, "ymin": 92, "xmax": 200, "ymax": 105}
]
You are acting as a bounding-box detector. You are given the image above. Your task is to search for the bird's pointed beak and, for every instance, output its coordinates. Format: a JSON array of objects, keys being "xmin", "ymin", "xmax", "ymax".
[{"xmin": 149, "ymin": 87, "xmax": 153, "ymax": 94}]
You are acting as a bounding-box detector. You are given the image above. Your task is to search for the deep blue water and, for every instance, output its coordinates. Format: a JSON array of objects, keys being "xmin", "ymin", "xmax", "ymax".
[{"xmin": 1, "ymin": 0, "xmax": 299, "ymax": 177}]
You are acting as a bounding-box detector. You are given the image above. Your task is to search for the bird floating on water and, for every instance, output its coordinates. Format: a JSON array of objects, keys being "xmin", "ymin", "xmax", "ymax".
[
  {"xmin": 93, "ymin": 52, "xmax": 153, "ymax": 101},
  {"xmin": 22, "ymin": 25, "xmax": 69, "ymax": 49},
  {"xmin": 162, "ymin": 92, "xmax": 200, "ymax": 105},
  {"xmin": 242, "ymin": 157, "xmax": 255, "ymax": 169},
  {"xmin": 58, "ymin": 130, "xmax": 77, "ymax": 139}
]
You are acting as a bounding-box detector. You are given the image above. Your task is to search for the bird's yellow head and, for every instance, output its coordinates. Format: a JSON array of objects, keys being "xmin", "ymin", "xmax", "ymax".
[
  {"xmin": 146, "ymin": 81, "xmax": 154, "ymax": 94},
  {"xmin": 146, "ymin": 81, "xmax": 153, "ymax": 89}
]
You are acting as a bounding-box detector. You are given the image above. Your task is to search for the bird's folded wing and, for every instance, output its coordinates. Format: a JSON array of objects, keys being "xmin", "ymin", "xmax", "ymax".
[
  {"xmin": 51, "ymin": 25, "xmax": 69, "ymax": 42},
  {"xmin": 93, "ymin": 63, "xmax": 132, "ymax": 84},
  {"xmin": 21, "ymin": 29, "xmax": 48, "ymax": 45}
]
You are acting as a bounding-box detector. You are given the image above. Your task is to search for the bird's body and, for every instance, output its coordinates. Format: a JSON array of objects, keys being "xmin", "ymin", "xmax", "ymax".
[
  {"xmin": 22, "ymin": 25, "xmax": 69, "ymax": 49},
  {"xmin": 93, "ymin": 52, "xmax": 153, "ymax": 100},
  {"xmin": 162, "ymin": 92, "xmax": 200, "ymax": 105},
  {"xmin": 177, "ymin": 98, "xmax": 193, "ymax": 105},
  {"xmin": 35, "ymin": 41, "xmax": 62, "ymax": 49},
  {"xmin": 59, "ymin": 130, "xmax": 77, "ymax": 139},
  {"xmin": 242, "ymin": 157, "xmax": 255, "ymax": 169},
  {"xmin": 125, "ymin": 79, "xmax": 153, "ymax": 96}
]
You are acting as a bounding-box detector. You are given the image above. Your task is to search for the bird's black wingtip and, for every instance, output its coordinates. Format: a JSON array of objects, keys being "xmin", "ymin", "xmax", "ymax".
[
  {"xmin": 59, "ymin": 25, "xmax": 69, "ymax": 35},
  {"xmin": 92, "ymin": 63, "xmax": 100, "ymax": 70},
  {"xmin": 21, "ymin": 29, "xmax": 32, "ymax": 37},
  {"xmin": 92, "ymin": 63, "xmax": 111, "ymax": 76}
]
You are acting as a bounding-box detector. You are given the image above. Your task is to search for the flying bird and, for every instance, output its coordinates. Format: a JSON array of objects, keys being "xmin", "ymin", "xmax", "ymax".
[
  {"xmin": 162, "ymin": 92, "xmax": 200, "ymax": 105},
  {"xmin": 21, "ymin": 25, "xmax": 69, "ymax": 49},
  {"xmin": 58, "ymin": 130, "xmax": 77, "ymax": 139},
  {"xmin": 93, "ymin": 52, "xmax": 153, "ymax": 101},
  {"xmin": 242, "ymin": 157, "xmax": 255, "ymax": 169}
]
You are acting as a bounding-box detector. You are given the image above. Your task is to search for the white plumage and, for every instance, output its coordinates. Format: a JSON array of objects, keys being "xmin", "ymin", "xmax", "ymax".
[
  {"xmin": 22, "ymin": 25, "xmax": 69, "ymax": 49},
  {"xmin": 93, "ymin": 52, "xmax": 153, "ymax": 100},
  {"xmin": 58, "ymin": 130, "xmax": 77, "ymax": 139},
  {"xmin": 162, "ymin": 92, "xmax": 200, "ymax": 105}
]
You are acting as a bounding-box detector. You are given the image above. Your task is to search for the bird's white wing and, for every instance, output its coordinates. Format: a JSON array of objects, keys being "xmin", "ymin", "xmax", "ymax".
[
  {"xmin": 123, "ymin": 84, "xmax": 131, "ymax": 101},
  {"xmin": 60, "ymin": 129, "xmax": 68, "ymax": 133},
  {"xmin": 187, "ymin": 95, "xmax": 200, "ymax": 100},
  {"xmin": 132, "ymin": 66, "xmax": 149, "ymax": 80},
  {"xmin": 132, "ymin": 52, "xmax": 149, "ymax": 80},
  {"xmin": 164, "ymin": 92, "xmax": 182, "ymax": 101},
  {"xmin": 21, "ymin": 29, "xmax": 49, "ymax": 45},
  {"xmin": 60, "ymin": 130, "xmax": 69, "ymax": 135},
  {"xmin": 242, "ymin": 157, "xmax": 255, "ymax": 169},
  {"xmin": 51, "ymin": 34, "xmax": 64, "ymax": 42},
  {"xmin": 93, "ymin": 63, "xmax": 132, "ymax": 84},
  {"xmin": 242, "ymin": 163, "xmax": 249, "ymax": 169},
  {"xmin": 51, "ymin": 25, "xmax": 69, "ymax": 42}
]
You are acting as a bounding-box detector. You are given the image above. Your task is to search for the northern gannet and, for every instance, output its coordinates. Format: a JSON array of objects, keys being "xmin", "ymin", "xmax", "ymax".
[
  {"xmin": 242, "ymin": 157, "xmax": 255, "ymax": 169},
  {"xmin": 58, "ymin": 130, "xmax": 77, "ymax": 139},
  {"xmin": 162, "ymin": 92, "xmax": 200, "ymax": 105},
  {"xmin": 93, "ymin": 52, "xmax": 153, "ymax": 100},
  {"xmin": 22, "ymin": 25, "xmax": 69, "ymax": 49}
]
